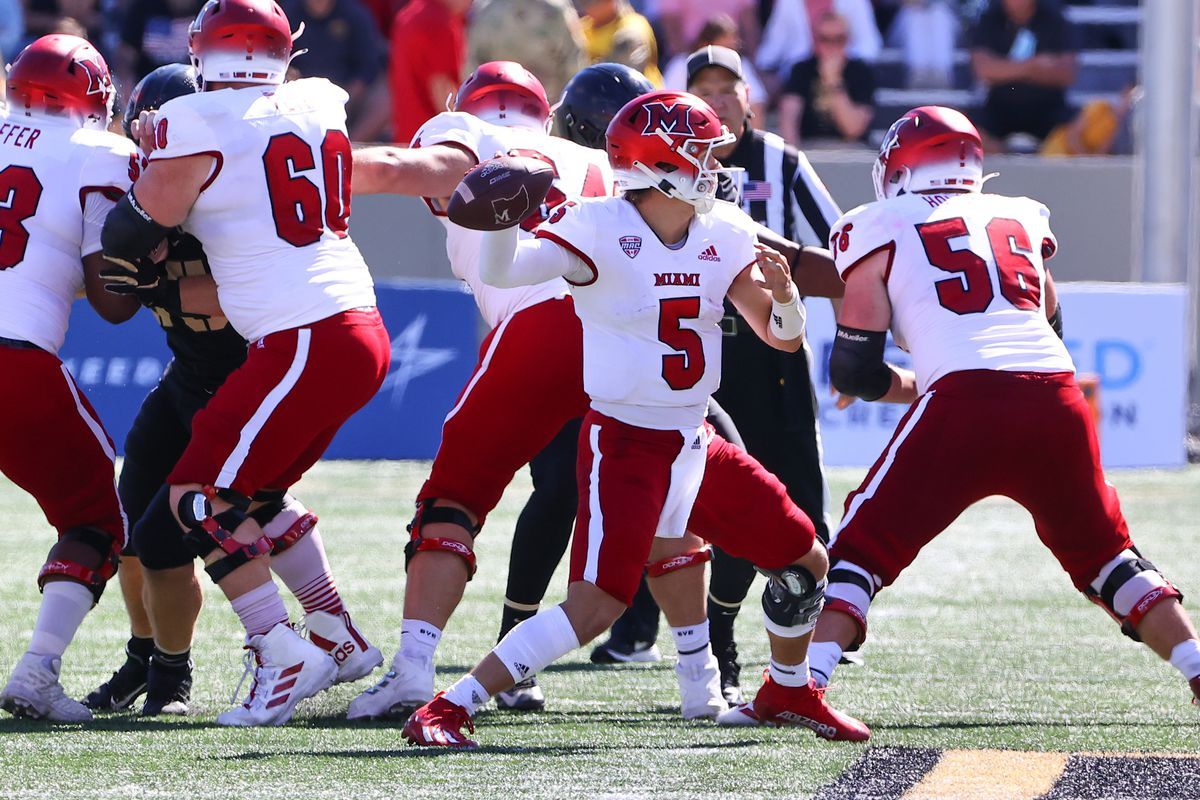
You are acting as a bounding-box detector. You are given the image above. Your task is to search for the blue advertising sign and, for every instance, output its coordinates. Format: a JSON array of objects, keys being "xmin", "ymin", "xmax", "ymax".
[{"xmin": 60, "ymin": 281, "xmax": 480, "ymax": 460}]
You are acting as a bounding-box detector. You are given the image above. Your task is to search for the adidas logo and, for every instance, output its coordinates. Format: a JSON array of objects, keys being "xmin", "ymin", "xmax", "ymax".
[
  {"xmin": 514, "ymin": 662, "xmax": 530, "ymax": 677},
  {"xmin": 265, "ymin": 662, "xmax": 303, "ymax": 709},
  {"xmin": 698, "ymin": 245, "xmax": 720, "ymax": 262}
]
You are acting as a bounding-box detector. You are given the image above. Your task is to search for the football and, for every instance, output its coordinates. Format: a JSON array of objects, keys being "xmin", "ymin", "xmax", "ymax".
[{"xmin": 446, "ymin": 155, "xmax": 556, "ymax": 231}]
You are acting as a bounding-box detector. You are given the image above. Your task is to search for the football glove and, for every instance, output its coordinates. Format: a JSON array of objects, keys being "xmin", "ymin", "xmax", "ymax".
[{"xmin": 101, "ymin": 256, "xmax": 182, "ymax": 316}]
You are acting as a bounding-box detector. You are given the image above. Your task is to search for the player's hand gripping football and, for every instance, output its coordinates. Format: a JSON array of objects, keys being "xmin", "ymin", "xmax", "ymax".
[{"xmin": 754, "ymin": 243, "xmax": 797, "ymax": 304}]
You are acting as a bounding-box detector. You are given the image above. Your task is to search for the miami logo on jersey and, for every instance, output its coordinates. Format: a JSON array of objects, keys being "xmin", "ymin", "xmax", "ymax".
[{"xmin": 641, "ymin": 101, "xmax": 695, "ymax": 137}]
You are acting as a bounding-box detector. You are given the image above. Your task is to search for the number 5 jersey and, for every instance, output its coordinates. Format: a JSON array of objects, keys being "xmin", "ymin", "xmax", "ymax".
[
  {"xmin": 148, "ymin": 78, "xmax": 376, "ymax": 342},
  {"xmin": 830, "ymin": 191, "xmax": 1074, "ymax": 393}
]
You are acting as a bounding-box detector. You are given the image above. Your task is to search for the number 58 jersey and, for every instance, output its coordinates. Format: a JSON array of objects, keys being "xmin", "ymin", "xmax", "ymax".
[
  {"xmin": 830, "ymin": 191, "xmax": 1074, "ymax": 393},
  {"xmin": 149, "ymin": 78, "xmax": 376, "ymax": 342}
]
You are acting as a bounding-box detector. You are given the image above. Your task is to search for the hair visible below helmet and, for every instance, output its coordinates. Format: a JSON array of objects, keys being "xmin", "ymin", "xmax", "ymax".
[
  {"xmin": 123, "ymin": 64, "xmax": 201, "ymax": 138},
  {"xmin": 188, "ymin": 0, "xmax": 294, "ymax": 86},
  {"xmin": 453, "ymin": 61, "xmax": 551, "ymax": 128},
  {"xmin": 5, "ymin": 34, "xmax": 115, "ymax": 129},
  {"xmin": 605, "ymin": 90, "xmax": 735, "ymax": 214},
  {"xmin": 555, "ymin": 63, "xmax": 654, "ymax": 150},
  {"xmin": 872, "ymin": 106, "xmax": 985, "ymax": 201}
]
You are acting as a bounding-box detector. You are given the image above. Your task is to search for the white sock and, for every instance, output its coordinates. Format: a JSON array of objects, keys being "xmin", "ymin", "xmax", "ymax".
[
  {"xmin": 28, "ymin": 582, "xmax": 93, "ymax": 658},
  {"xmin": 769, "ymin": 657, "xmax": 810, "ymax": 687},
  {"xmin": 398, "ymin": 619, "xmax": 442, "ymax": 663},
  {"xmin": 1169, "ymin": 639, "xmax": 1200, "ymax": 681},
  {"xmin": 807, "ymin": 640, "xmax": 843, "ymax": 688},
  {"xmin": 270, "ymin": 527, "xmax": 344, "ymax": 615},
  {"xmin": 230, "ymin": 581, "xmax": 289, "ymax": 637},
  {"xmin": 493, "ymin": 605, "xmax": 580, "ymax": 684},
  {"xmin": 671, "ymin": 621, "xmax": 711, "ymax": 668},
  {"xmin": 442, "ymin": 674, "xmax": 489, "ymax": 715}
]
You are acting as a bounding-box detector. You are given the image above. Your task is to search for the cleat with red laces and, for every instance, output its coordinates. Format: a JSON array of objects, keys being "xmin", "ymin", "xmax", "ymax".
[
  {"xmin": 716, "ymin": 674, "xmax": 871, "ymax": 741},
  {"xmin": 216, "ymin": 623, "xmax": 337, "ymax": 727},
  {"xmin": 402, "ymin": 693, "xmax": 478, "ymax": 749},
  {"xmin": 1190, "ymin": 675, "xmax": 1200, "ymax": 706}
]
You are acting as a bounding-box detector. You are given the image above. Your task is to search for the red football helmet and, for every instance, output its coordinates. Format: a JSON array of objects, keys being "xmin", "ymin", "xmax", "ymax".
[
  {"xmin": 452, "ymin": 61, "xmax": 551, "ymax": 128},
  {"xmin": 605, "ymin": 90, "xmax": 735, "ymax": 213},
  {"xmin": 189, "ymin": 0, "xmax": 295, "ymax": 86},
  {"xmin": 873, "ymin": 106, "xmax": 986, "ymax": 201},
  {"xmin": 5, "ymin": 35, "xmax": 114, "ymax": 129}
]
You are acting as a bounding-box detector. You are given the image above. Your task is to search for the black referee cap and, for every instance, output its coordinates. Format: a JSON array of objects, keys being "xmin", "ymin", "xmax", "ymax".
[{"xmin": 686, "ymin": 45, "xmax": 746, "ymax": 86}]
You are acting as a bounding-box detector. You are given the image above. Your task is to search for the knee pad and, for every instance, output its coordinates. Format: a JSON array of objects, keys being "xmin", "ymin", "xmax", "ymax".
[
  {"xmin": 404, "ymin": 499, "xmax": 480, "ymax": 579},
  {"xmin": 647, "ymin": 546, "xmax": 712, "ymax": 578},
  {"xmin": 758, "ymin": 564, "xmax": 828, "ymax": 638},
  {"xmin": 1086, "ymin": 548, "xmax": 1183, "ymax": 641},
  {"xmin": 132, "ymin": 486, "xmax": 196, "ymax": 570},
  {"xmin": 824, "ymin": 560, "xmax": 879, "ymax": 651},
  {"xmin": 39, "ymin": 526, "xmax": 119, "ymax": 604},
  {"xmin": 249, "ymin": 492, "xmax": 318, "ymax": 556},
  {"xmin": 178, "ymin": 487, "xmax": 272, "ymax": 584}
]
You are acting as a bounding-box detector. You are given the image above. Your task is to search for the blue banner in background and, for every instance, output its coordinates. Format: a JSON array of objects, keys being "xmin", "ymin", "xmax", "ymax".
[{"xmin": 60, "ymin": 281, "xmax": 479, "ymax": 460}]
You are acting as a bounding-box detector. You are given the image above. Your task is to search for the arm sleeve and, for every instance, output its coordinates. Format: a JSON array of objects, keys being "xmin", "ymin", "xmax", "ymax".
[
  {"xmin": 532, "ymin": 199, "xmax": 599, "ymax": 286},
  {"xmin": 81, "ymin": 192, "xmax": 119, "ymax": 257},
  {"xmin": 479, "ymin": 224, "xmax": 589, "ymax": 288}
]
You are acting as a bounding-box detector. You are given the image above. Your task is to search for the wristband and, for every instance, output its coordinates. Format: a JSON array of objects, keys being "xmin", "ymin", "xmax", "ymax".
[{"xmin": 770, "ymin": 293, "xmax": 806, "ymax": 340}]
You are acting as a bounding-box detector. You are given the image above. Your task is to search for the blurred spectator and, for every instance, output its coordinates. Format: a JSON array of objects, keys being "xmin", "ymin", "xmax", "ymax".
[
  {"xmin": 0, "ymin": 0, "xmax": 23, "ymax": 59},
  {"xmin": 756, "ymin": 0, "xmax": 881, "ymax": 87},
  {"xmin": 360, "ymin": 0, "xmax": 409, "ymax": 32},
  {"xmin": 777, "ymin": 11, "xmax": 874, "ymax": 145},
  {"xmin": 1041, "ymin": 83, "xmax": 1137, "ymax": 157},
  {"xmin": 118, "ymin": 0, "xmax": 206, "ymax": 90},
  {"xmin": 657, "ymin": 0, "xmax": 759, "ymax": 59},
  {"xmin": 468, "ymin": 0, "xmax": 587, "ymax": 103},
  {"xmin": 576, "ymin": 0, "xmax": 662, "ymax": 85},
  {"xmin": 970, "ymin": 0, "xmax": 1078, "ymax": 151},
  {"xmin": 662, "ymin": 15, "xmax": 766, "ymax": 121},
  {"xmin": 390, "ymin": 0, "xmax": 470, "ymax": 144},
  {"xmin": 885, "ymin": 0, "xmax": 959, "ymax": 88},
  {"xmin": 24, "ymin": 0, "xmax": 101, "ymax": 41},
  {"xmin": 281, "ymin": 0, "xmax": 387, "ymax": 138}
]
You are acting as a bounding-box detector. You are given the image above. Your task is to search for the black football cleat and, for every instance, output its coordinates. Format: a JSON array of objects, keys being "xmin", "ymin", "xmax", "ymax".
[
  {"xmin": 84, "ymin": 643, "xmax": 149, "ymax": 711},
  {"xmin": 141, "ymin": 656, "xmax": 193, "ymax": 717}
]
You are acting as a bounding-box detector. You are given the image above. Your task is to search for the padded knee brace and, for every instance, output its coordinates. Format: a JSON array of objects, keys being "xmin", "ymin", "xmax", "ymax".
[
  {"xmin": 249, "ymin": 491, "xmax": 318, "ymax": 555},
  {"xmin": 647, "ymin": 546, "xmax": 712, "ymax": 578},
  {"xmin": 404, "ymin": 499, "xmax": 480, "ymax": 578},
  {"xmin": 1086, "ymin": 548, "xmax": 1183, "ymax": 642},
  {"xmin": 824, "ymin": 560, "xmax": 880, "ymax": 651},
  {"xmin": 38, "ymin": 526, "xmax": 119, "ymax": 604},
  {"xmin": 132, "ymin": 485, "xmax": 196, "ymax": 570},
  {"xmin": 178, "ymin": 487, "xmax": 272, "ymax": 583},
  {"xmin": 758, "ymin": 564, "xmax": 827, "ymax": 637}
]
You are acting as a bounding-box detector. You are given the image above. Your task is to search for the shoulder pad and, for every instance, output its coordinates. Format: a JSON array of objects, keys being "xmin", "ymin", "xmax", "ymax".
[{"xmin": 147, "ymin": 94, "xmax": 221, "ymax": 162}]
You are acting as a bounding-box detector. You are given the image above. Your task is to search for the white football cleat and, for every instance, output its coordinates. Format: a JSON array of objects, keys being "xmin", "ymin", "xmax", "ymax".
[
  {"xmin": 305, "ymin": 610, "xmax": 383, "ymax": 684},
  {"xmin": 216, "ymin": 623, "xmax": 337, "ymax": 727},
  {"xmin": 346, "ymin": 651, "xmax": 433, "ymax": 720},
  {"xmin": 676, "ymin": 652, "xmax": 728, "ymax": 720},
  {"xmin": 0, "ymin": 653, "xmax": 92, "ymax": 722},
  {"xmin": 495, "ymin": 676, "xmax": 545, "ymax": 711}
]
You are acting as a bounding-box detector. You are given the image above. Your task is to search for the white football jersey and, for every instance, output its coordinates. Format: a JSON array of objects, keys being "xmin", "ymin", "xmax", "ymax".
[
  {"xmin": 413, "ymin": 112, "xmax": 613, "ymax": 329},
  {"xmin": 0, "ymin": 113, "xmax": 137, "ymax": 353},
  {"xmin": 149, "ymin": 78, "xmax": 376, "ymax": 342},
  {"xmin": 536, "ymin": 197, "xmax": 758, "ymax": 429},
  {"xmin": 830, "ymin": 191, "xmax": 1074, "ymax": 393}
]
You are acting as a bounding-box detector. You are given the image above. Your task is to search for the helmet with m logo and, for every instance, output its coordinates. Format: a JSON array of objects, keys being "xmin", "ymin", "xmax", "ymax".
[
  {"xmin": 605, "ymin": 90, "xmax": 735, "ymax": 213},
  {"xmin": 6, "ymin": 35, "xmax": 115, "ymax": 129}
]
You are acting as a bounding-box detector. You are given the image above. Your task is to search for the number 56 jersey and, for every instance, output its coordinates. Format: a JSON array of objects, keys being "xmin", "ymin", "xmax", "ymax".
[
  {"xmin": 830, "ymin": 191, "xmax": 1074, "ymax": 393},
  {"xmin": 149, "ymin": 78, "xmax": 376, "ymax": 342}
]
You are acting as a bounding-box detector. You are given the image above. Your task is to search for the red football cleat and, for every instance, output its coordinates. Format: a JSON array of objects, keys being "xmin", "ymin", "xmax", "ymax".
[
  {"xmin": 717, "ymin": 674, "xmax": 871, "ymax": 742},
  {"xmin": 402, "ymin": 693, "xmax": 478, "ymax": 749}
]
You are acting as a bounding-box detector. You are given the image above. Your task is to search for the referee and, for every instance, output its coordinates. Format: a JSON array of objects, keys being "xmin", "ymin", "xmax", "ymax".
[{"xmin": 690, "ymin": 45, "xmax": 842, "ymax": 702}]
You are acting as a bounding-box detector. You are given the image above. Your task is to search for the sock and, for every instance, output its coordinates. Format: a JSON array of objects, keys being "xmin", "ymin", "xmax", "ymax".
[
  {"xmin": 769, "ymin": 657, "xmax": 810, "ymax": 687},
  {"xmin": 127, "ymin": 634, "xmax": 155, "ymax": 662},
  {"xmin": 671, "ymin": 621, "xmax": 711, "ymax": 668},
  {"xmin": 230, "ymin": 581, "xmax": 289, "ymax": 637},
  {"xmin": 707, "ymin": 595, "xmax": 740, "ymax": 653},
  {"xmin": 398, "ymin": 619, "xmax": 442, "ymax": 663},
  {"xmin": 498, "ymin": 600, "xmax": 538, "ymax": 642},
  {"xmin": 269, "ymin": 527, "xmax": 344, "ymax": 615},
  {"xmin": 151, "ymin": 646, "xmax": 191, "ymax": 670},
  {"xmin": 442, "ymin": 674, "xmax": 489, "ymax": 716},
  {"xmin": 1169, "ymin": 639, "xmax": 1200, "ymax": 681},
  {"xmin": 28, "ymin": 582, "xmax": 93, "ymax": 658},
  {"xmin": 493, "ymin": 605, "xmax": 580, "ymax": 684},
  {"xmin": 807, "ymin": 641, "xmax": 843, "ymax": 688}
]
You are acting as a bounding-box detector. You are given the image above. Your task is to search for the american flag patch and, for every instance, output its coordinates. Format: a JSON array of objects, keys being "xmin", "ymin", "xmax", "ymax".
[{"xmin": 742, "ymin": 180, "xmax": 773, "ymax": 201}]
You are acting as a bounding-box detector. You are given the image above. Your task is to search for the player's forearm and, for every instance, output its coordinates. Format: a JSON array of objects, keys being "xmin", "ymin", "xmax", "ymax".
[{"xmin": 350, "ymin": 145, "xmax": 469, "ymax": 198}]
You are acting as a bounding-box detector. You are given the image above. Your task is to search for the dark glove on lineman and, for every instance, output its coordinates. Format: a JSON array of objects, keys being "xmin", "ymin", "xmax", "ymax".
[{"xmin": 100, "ymin": 255, "xmax": 182, "ymax": 316}]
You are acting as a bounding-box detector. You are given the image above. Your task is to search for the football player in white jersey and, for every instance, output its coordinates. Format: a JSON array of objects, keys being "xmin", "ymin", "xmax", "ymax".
[
  {"xmin": 803, "ymin": 106, "xmax": 1200, "ymax": 709},
  {"xmin": 0, "ymin": 35, "xmax": 144, "ymax": 722},
  {"xmin": 400, "ymin": 90, "xmax": 869, "ymax": 748},
  {"xmin": 100, "ymin": 0, "xmax": 391, "ymax": 727}
]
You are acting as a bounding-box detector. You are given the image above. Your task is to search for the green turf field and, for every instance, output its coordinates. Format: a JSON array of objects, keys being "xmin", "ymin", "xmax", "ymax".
[{"xmin": 0, "ymin": 462, "xmax": 1197, "ymax": 799}]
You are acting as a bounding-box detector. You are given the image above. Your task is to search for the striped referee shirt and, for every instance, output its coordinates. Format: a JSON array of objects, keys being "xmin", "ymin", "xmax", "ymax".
[{"xmin": 717, "ymin": 127, "xmax": 842, "ymax": 247}]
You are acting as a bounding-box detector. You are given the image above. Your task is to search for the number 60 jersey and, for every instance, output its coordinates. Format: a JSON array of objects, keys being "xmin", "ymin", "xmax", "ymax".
[
  {"xmin": 830, "ymin": 191, "xmax": 1074, "ymax": 394},
  {"xmin": 148, "ymin": 78, "xmax": 375, "ymax": 342}
]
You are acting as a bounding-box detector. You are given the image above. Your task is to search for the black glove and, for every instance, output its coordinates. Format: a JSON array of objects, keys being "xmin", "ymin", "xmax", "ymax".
[{"xmin": 101, "ymin": 256, "xmax": 182, "ymax": 316}]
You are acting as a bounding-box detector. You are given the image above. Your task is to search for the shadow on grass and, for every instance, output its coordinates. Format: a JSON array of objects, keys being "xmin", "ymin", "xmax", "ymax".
[
  {"xmin": 0, "ymin": 715, "xmax": 222, "ymax": 733},
  {"xmin": 218, "ymin": 738, "xmax": 767, "ymax": 760},
  {"xmin": 876, "ymin": 720, "xmax": 1167, "ymax": 732}
]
